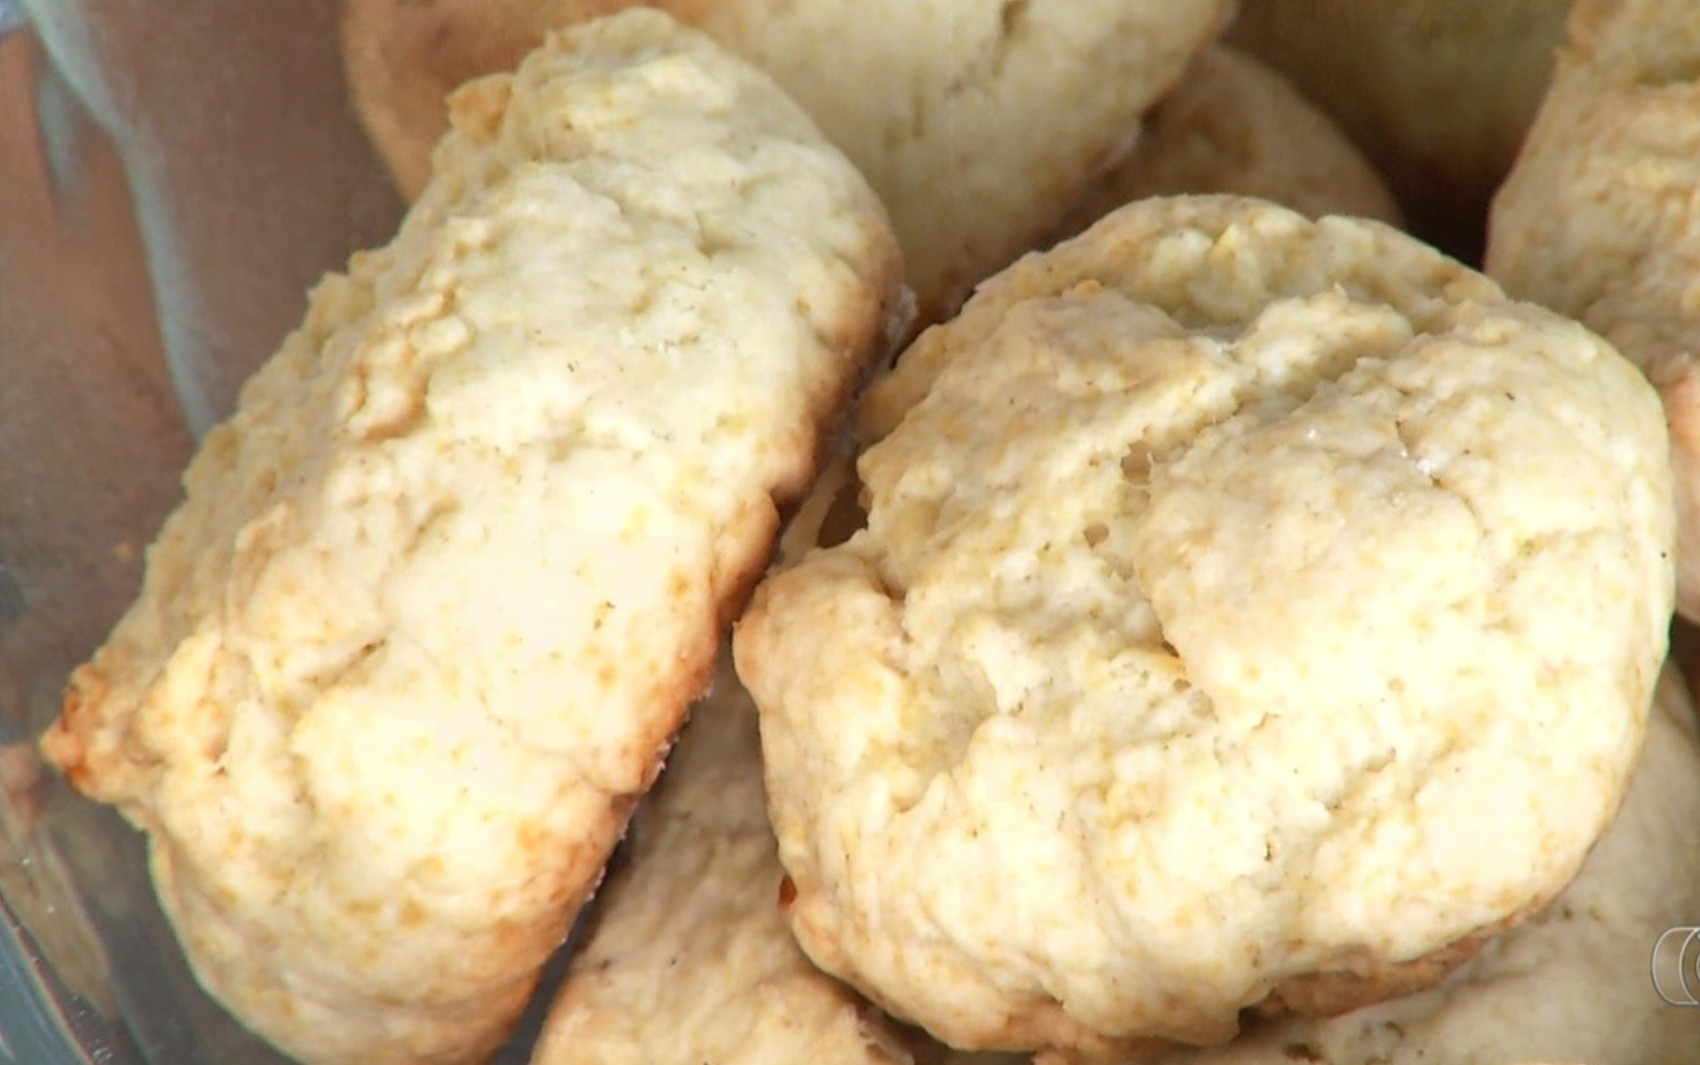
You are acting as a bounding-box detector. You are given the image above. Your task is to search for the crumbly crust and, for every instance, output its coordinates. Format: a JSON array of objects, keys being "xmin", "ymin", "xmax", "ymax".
[
  {"xmin": 737, "ymin": 196, "xmax": 1672, "ymax": 1061},
  {"xmin": 40, "ymin": 12, "xmax": 902, "ymax": 1063}
]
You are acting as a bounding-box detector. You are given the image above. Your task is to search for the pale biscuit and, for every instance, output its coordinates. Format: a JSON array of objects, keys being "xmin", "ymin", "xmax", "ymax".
[
  {"xmin": 529, "ymin": 656, "xmax": 1006, "ymax": 1065},
  {"xmin": 544, "ymin": 658, "xmax": 1700, "ymax": 1065},
  {"xmin": 1150, "ymin": 663, "xmax": 1700, "ymax": 1065},
  {"xmin": 1053, "ymin": 46, "xmax": 1401, "ymax": 240},
  {"xmin": 735, "ymin": 196, "xmax": 1673, "ymax": 1062},
  {"xmin": 39, "ymin": 11, "xmax": 901, "ymax": 1064},
  {"xmin": 1486, "ymin": 0, "xmax": 1700, "ymax": 621},
  {"xmin": 340, "ymin": 0, "xmax": 1231, "ymax": 323},
  {"xmin": 1228, "ymin": 0, "xmax": 1571, "ymax": 259}
]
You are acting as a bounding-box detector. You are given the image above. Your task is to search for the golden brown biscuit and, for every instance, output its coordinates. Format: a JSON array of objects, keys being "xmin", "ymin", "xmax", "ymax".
[
  {"xmin": 1053, "ymin": 45, "xmax": 1402, "ymax": 239},
  {"xmin": 1228, "ymin": 0, "xmax": 1572, "ymax": 261},
  {"xmin": 1486, "ymin": 0, "xmax": 1700, "ymax": 621},
  {"xmin": 736, "ymin": 195, "xmax": 1673, "ymax": 1063},
  {"xmin": 340, "ymin": 0, "xmax": 1231, "ymax": 323},
  {"xmin": 39, "ymin": 11, "xmax": 902, "ymax": 1064}
]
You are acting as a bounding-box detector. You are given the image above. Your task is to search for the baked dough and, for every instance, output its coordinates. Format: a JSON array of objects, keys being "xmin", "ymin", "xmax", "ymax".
[
  {"xmin": 1486, "ymin": 0, "xmax": 1700, "ymax": 621},
  {"xmin": 528, "ymin": 655, "xmax": 1006, "ymax": 1065},
  {"xmin": 554, "ymin": 652, "xmax": 1698, "ymax": 1065},
  {"xmin": 1052, "ymin": 45, "xmax": 1401, "ymax": 240},
  {"xmin": 1152, "ymin": 663, "xmax": 1700, "ymax": 1065},
  {"xmin": 340, "ymin": 0, "xmax": 1231, "ymax": 323},
  {"xmin": 735, "ymin": 196, "xmax": 1673, "ymax": 1062},
  {"xmin": 38, "ymin": 11, "xmax": 902, "ymax": 1064},
  {"xmin": 1227, "ymin": 0, "xmax": 1571, "ymax": 259}
]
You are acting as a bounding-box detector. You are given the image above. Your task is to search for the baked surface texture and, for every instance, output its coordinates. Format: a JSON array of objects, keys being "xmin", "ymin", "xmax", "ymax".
[
  {"xmin": 340, "ymin": 0, "xmax": 1231, "ymax": 323},
  {"xmin": 1487, "ymin": 0, "xmax": 1700, "ymax": 621},
  {"xmin": 735, "ymin": 196, "xmax": 1673, "ymax": 1062},
  {"xmin": 39, "ymin": 11, "xmax": 902, "ymax": 1064},
  {"xmin": 1053, "ymin": 45, "xmax": 1401, "ymax": 239},
  {"xmin": 1152, "ymin": 663, "xmax": 1700, "ymax": 1065},
  {"xmin": 541, "ymin": 656, "xmax": 1700, "ymax": 1065}
]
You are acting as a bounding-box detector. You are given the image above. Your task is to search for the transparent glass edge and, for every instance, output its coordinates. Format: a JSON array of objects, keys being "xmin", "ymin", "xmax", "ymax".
[{"xmin": 0, "ymin": 892, "xmax": 112, "ymax": 1065}]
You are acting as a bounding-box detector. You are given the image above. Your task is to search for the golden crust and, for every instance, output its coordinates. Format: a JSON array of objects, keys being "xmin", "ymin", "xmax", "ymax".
[
  {"xmin": 738, "ymin": 195, "xmax": 1672, "ymax": 1061},
  {"xmin": 40, "ymin": 12, "xmax": 902, "ymax": 1063}
]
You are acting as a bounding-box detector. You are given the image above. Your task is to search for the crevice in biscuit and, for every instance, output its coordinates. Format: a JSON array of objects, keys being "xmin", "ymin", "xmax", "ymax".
[
  {"xmin": 1119, "ymin": 441, "xmax": 1154, "ymax": 486},
  {"xmin": 987, "ymin": 0, "xmax": 1032, "ymax": 82}
]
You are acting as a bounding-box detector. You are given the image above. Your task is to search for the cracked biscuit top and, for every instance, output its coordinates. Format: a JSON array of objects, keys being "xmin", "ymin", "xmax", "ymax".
[{"xmin": 733, "ymin": 196, "xmax": 1674, "ymax": 1062}]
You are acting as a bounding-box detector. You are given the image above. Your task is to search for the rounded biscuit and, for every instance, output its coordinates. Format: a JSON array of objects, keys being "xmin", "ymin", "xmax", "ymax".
[
  {"xmin": 734, "ymin": 196, "xmax": 1673, "ymax": 1061},
  {"xmin": 39, "ymin": 11, "xmax": 902, "ymax": 1064},
  {"xmin": 340, "ymin": 0, "xmax": 1232, "ymax": 323}
]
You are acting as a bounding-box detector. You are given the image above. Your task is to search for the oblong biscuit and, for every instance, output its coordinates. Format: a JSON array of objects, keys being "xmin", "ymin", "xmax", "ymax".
[
  {"xmin": 39, "ymin": 11, "xmax": 902, "ymax": 1064},
  {"xmin": 735, "ymin": 196, "xmax": 1673, "ymax": 1061}
]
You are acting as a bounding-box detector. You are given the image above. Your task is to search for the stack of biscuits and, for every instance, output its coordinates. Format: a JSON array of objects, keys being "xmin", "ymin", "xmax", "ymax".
[{"xmin": 37, "ymin": 2, "xmax": 1700, "ymax": 1063}]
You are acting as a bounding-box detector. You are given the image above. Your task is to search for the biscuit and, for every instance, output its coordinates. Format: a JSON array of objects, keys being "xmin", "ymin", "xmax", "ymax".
[
  {"xmin": 543, "ymin": 657, "xmax": 1698, "ymax": 1065},
  {"xmin": 340, "ymin": 0, "xmax": 1231, "ymax": 323},
  {"xmin": 1150, "ymin": 663, "xmax": 1700, "ymax": 1065},
  {"xmin": 39, "ymin": 11, "xmax": 902, "ymax": 1064},
  {"xmin": 1486, "ymin": 0, "xmax": 1700, "ymax": 621},
  {"xmin": 1228, "ymin": 0, "xmax": 1572, "ymax": 260},
  {"xmin": 735, "ymin": 196, "xmax": 1673, "ymax": 1062},
  {"xmin": 1052, "ymin": 46, "xmax": 1401, "ymax": 240},
  {"xmin": 529, "ymin": 656, "xmax": 1004, "ymax": 1065}
]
